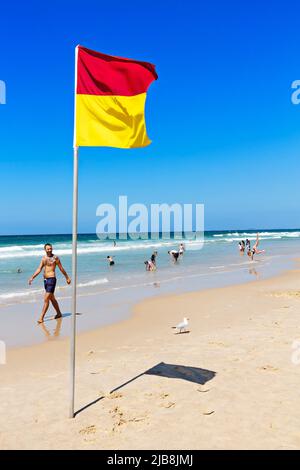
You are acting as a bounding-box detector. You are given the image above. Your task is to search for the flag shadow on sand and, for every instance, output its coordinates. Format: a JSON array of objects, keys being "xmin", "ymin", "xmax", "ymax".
[
  {"xmin": 144, "ymin": 362, "xmax": 216, "ymax": 385},
  {"xmin": 75, "ymin": 362, "xmax": 216, "ymax": 416}
]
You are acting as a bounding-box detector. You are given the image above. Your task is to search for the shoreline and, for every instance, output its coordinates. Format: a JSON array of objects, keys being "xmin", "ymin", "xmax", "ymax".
[
  {"xmin": 1, "ymin": 252, "xmax": 296, "ymax": 350},
  {"xmin": 1, "ymin": 264, "xmax": 300, "ymax": 449}
]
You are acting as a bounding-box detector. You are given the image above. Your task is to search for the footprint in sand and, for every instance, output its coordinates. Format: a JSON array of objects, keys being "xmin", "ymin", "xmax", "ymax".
[
  {"xmin": 79, "ymin": 425, "xmax": 97, "ymax": 435},
  {"xmin": 112, "ymin": 407, "xmax": 148, "ymax": 426},
  {"xmin": 128, "ymin": 416, "xmax": 147, "ymax": 423},
  {"xmin": 270, "ymin": 291, "xmax": 300, "ymax": 299},
  {"xmin": 145, "ymin": 391, "xmax": 169, "ymax": 400},
  {"xmin": 145, "ymin": 391, "xmax": 174, "ymax": 409},
  {"xmin": 160, "ymin": 393, "xmax": 174, "ymax": 408},
  {"xmin": 161, "ymin": 401, "xmax": 175, "ymax": 409},
  {"xmin": 259, "ymin": 365, "xmax": 279, "ymax": 372},
  {"xmin": 202, "ymin": 410, "xmax": 215, "ymax": 416},
  {"xmin": 109, "ymin": 406, "xmax": 126, "ymax": 432},
  {"xmin": 108, "ymin": 391, "xmax": 123, "ymax": 399},
  {"xmin": 208, "ymin": 341, "xmax": 229, "ymax": 348},
  {"xmin": 197, "ymin": 388, "xmax": 211, "ymax": 393},
  {"xmin": 110, "ymin": 406, "xmax": 124, "ymax": 417},
  {"xmin": 89, "ymin": 369, "xmax": 107, "ymax": 375},
  {"xmin": 159, "ymin": 392, "xmax": 170, "ymax": 399}
]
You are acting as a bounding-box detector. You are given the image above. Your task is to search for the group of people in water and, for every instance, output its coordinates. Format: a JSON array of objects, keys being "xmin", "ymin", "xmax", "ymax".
[
  {"xmin": 106, "ymin": 243, "xmax": 186, "ymax": 272},
  {"xmin": 238, "ymin": 233, "xmax": 265, "ymax": 260},
  {"xmin": 107, "ymin": 235, "xmax": 265, "ymax": 273},
  {"xmin": 145, "ymin": 243, "xmax": 185, "ymax": 271},
  {"xmin": 27, "ymin": 234, "xmax": 266, "ymax": 323}
]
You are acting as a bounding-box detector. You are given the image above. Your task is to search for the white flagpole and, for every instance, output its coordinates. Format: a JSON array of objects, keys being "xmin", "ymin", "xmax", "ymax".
[
  {"xmin": 70, "ymin": 45, "xmax": 79, "ymax": 418},
  {"xmin": 70, "ymin": 145, "xmax": 78, "ymax": 418}
]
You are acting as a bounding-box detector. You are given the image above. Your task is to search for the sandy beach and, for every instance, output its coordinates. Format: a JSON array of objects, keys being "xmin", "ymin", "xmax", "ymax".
[{"xmin": 1, "ymin": 265, "xmax": 300, "ymax": 450}]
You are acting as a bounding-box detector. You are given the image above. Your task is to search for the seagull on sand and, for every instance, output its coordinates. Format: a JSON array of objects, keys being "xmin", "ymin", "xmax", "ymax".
[{"xmin": 172, "ymin": 317, "xmax": 189, "ymax": 333}]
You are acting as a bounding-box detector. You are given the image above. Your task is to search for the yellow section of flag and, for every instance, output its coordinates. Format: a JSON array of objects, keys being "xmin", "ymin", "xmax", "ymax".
[{"xmin": 76, "ymin": 93, "xmax": 150, "ymax": 148}]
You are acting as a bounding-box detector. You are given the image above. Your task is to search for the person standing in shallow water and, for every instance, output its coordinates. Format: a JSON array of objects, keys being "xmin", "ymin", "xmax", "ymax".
[
  {"xmin": 151, "ymin": 251, "xmax": 158, "ymax": 267},
  {"xmin": 28, "ymin": 243, "xmax": 71, "ymax": 324},
  {"xmin": 238, "ymin": 241, "xmax": 245, "ymax": 254},
  {"xmin": 107, "ymin": 255, "xmax": 115, "ymax": 266}
]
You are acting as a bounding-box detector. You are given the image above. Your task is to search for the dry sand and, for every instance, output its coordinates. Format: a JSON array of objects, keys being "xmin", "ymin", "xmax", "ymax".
[{"xmin": 1, "ymin": 267, "xmax": 300, "ymax": 450}]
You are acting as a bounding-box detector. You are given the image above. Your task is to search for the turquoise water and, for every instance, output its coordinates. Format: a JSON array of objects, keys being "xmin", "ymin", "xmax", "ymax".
[
  {"xmin": 1, "ymin": 229, "xmax": 300, "ymax": 347},
  {"xmin": 0, "ymin": 229, "xmax": 299, "ymax": 307}
]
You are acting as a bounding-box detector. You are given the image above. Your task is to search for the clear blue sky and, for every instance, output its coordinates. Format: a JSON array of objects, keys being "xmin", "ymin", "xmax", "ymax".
[{"xmin": 1, "ymin": 0, "xmax": 300, "ymax": 235}]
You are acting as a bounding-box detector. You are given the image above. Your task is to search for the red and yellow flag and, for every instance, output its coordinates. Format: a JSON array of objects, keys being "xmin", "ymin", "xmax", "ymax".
[{"xmin": 74, "ymin": 46, "xmax": 158, "ymax": 148}]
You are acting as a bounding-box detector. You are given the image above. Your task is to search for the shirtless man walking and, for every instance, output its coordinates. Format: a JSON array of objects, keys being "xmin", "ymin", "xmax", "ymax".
[{"xmin": 28, "ymin": 243, "xmax": 71, "ymax": 323}]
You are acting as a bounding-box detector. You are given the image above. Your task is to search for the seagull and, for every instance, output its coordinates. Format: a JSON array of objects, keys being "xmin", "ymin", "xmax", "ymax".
[{"xmin": 172, "ymin": 317, "xmax": 189, "ymax": 333}]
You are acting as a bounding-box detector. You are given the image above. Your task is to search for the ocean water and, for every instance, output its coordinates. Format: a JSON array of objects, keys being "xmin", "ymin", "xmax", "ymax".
[{"xmin": 0, "ymin": 229, "xmax": 300, "ymax": 308}]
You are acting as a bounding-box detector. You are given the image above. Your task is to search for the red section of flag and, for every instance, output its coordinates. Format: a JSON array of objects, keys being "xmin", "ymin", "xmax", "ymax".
[{"xmin": 76, "ymin": 46, "xmax": 158, "ymax": 96}]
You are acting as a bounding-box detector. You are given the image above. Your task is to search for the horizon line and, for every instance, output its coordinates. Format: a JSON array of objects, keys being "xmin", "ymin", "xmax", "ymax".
[{"xmin": 0, "ymin": 228, "xmax": 299, "ymax": 238}]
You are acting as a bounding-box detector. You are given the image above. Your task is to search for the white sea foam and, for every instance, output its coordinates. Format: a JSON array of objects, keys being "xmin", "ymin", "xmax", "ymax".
[
  {"xmin": 213, "ymin": 231, "xmax": 300, "ymax": 239},
  {"xmin": 77, "ymin": 278, "xmax": 109, "ymax": 288},
  {"xmin": 0, "ymin": 277, "xmax": 109, "ymax": 302},
  {"xmin": 0, "ymin": 246, "xmax": 24, "ymax": 252},
  {"xmin": 0, "ymin": 240, "xmax": 182, "ymax": 259},
  {"xmin": 0, "ymin": 231, "xmax": 299, "ymax": 260},
  {"xmin": 0, "ymin": 288, "xmax": 42, "ymax": 300}
]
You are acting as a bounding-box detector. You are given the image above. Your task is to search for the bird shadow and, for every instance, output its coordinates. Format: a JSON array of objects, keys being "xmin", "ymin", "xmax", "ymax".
[
  {"xmin": 74, "ymin": 361, "xmax": 216, "ymax": 417},
  {"xmin": 174, "ymin": 330, "xmax": 190, "ymax": 335}
]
